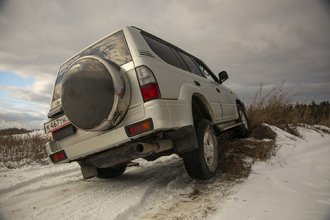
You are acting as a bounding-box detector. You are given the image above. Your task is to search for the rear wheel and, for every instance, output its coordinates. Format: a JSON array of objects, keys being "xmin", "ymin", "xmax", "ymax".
[
  {"xmin": 183, "ymin": 119, "xmax": 218, "ymax": 180},
  {"xmin": 235, "ymin": 104, "xmax": 251, "ymax": 138},
  {"xmin": 96, "ymin": 164, "xmax": 127, "ymax": 179}
]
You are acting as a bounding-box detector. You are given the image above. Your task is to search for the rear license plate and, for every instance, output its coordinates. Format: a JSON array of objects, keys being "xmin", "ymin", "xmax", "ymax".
[{"xmin": 44, "ymin": 115, "xmax": 70, "ymax": 133}]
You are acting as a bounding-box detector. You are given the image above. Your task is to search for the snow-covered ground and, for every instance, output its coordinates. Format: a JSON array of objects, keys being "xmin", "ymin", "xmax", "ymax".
[
  {"xmin": 12, "ymin": 130, "xmax": 48, "ymax": 139},
  {"xmin": 210, "ymin": 125, "xmax": 330, "ymax": 220},
  {"xmin": 0, "ymin": 126, "xmax": 329, "ymax": 220}
]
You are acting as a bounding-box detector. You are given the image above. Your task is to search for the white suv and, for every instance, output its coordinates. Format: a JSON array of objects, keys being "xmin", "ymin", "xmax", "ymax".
[{"xmin": 44, "ymin": 26, "xmax": 250, "ymax": 180}]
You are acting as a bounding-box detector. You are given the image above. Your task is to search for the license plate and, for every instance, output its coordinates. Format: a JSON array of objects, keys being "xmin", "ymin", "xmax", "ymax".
[{"xmin": 44, "ymin": 115, "xmax": 71, "ymax": 133}]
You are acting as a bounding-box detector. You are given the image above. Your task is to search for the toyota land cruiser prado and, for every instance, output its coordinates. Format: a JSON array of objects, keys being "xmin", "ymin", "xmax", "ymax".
[{"xmin": 44, "ymin": 26, "xmax": 250, "ymax": 180}]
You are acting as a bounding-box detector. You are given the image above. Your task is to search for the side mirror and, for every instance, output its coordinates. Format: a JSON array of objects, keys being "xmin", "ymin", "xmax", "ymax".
[{"xmin": 218, "ymin": 71, "xmax": 228, "ymax": 83}]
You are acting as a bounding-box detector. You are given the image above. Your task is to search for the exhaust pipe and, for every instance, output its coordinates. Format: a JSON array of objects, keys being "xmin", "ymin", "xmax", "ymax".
[
  {"xmin": 135, "ymin": 139, "xmax": 172, "ymax": 154},
  {"xmin": 88, "ymin": 139, "xmax": 174, "ymax": 168}
]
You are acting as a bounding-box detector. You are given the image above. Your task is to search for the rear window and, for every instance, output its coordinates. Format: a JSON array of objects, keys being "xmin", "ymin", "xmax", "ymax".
[{"xmin": 52, "ymin": 30, "xmax": 131, "ymax": 102}]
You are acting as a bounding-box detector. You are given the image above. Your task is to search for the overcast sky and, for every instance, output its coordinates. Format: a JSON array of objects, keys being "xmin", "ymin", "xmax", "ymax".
[{"xmin": 0, "ymin": 0, "xmax": 329, "ymax": 129}]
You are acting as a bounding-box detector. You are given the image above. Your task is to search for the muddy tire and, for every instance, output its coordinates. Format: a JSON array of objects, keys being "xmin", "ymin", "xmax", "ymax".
[
  {"xmin": 96, "ymin": 164, "xmax": 127, "ymax": 179},
  {"xmin": 183, "ymin": 120, "xmax": 218, "ymax": 180},
  {"xmin": 235, "ymin": 104, "xmax": 251, "ymax": 138}
]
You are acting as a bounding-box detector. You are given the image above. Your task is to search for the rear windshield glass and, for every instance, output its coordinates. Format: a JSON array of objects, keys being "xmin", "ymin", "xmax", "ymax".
[{"xmin": 52, "ymin": 30, "xmax": 131, "ymax": 102}]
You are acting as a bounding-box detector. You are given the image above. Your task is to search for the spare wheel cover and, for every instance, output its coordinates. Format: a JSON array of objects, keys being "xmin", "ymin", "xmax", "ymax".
[{"xmin": 61, "ymin": 56, "xmax": 130, "ymax": 131}]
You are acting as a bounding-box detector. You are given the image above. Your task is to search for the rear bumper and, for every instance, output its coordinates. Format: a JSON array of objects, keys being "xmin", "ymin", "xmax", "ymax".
[
  {"xmin": 46, "ymin": 99, "xmax": 192, "ymax": 163},
  {"xmin": 86, "ymin": 125, "xmax": 198, "ymax": 168}
]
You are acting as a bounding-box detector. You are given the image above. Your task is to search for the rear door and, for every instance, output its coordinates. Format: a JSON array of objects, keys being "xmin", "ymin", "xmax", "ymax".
[{"xmin": 177, "ymin": 52, "xmax": 222, "ymax": 122}]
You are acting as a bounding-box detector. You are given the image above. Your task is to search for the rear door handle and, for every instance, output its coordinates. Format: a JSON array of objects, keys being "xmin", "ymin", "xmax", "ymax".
[
  {"xmin": 194, "ymin": 81, "xmax": 200, "ymax": 86},
  {"xmin": 216, "ymin": 88, "xmax": 220, "ymax": 93}
]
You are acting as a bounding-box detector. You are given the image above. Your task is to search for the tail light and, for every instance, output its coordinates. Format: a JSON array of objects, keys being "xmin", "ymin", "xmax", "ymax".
[
  {"xmin": 136, "ymin": 66, "xmax": 160, "ymax": 102},
  {"xmin": 125, "ymin": 118, "xmax": 153, "ymax": 137},
  {"xmin": 50, "ymin": 150, "xmax": 68, "ymax": 163}
]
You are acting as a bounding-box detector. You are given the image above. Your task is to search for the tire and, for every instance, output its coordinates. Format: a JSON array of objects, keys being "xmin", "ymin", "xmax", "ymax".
[
  {"xmin": 96, "ymin": 164, "xmax": 127, "ymax": 179},
  {"xmin": 235, "ymin": 104, "xmax": 251, "ymax": 138},
  {"xmin": 183, "ymin": 119, "xmax": 219, "ymax": 180}
]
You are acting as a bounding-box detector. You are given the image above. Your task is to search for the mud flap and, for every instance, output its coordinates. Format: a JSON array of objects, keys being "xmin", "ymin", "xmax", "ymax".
[
  {"xmin": 165, "ymin": 125, "xmax": 198, "ymax": 154},
  {"xmin": 79, "ymin": 162, "xmax": 97, "ymax": 179}
]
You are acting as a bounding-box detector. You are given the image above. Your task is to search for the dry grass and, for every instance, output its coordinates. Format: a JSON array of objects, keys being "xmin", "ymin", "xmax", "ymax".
[
  {"xmin": 0, "ymin": 128, "xmax": 30, "ymax": 136},
  {"xmin": 218, "ymin": 85, "xmax": 329, "ymax": 179},
  {"xmin": 247, "ymin": 85, "xmax": 330, "ymax": 136},
  {"xmin": 247, "ymin": 86, "xmax": 300, "ymax": 136},
  {"xmin": 0, "ymin": 132, "xmax": 49, "ymax": 168},
  {"xmin": 218, "ymin": 125, "xmax": 276, "ymax": 179},
  {"xmin": 295, "ymin": 103, "xmax": 330, "ymax": 127},
  {"xmin": 215, "ymin": 86, "xmax": 285, "ymax": 179}
]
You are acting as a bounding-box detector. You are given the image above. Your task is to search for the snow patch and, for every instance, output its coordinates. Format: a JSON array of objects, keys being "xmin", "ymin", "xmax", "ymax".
[
  {"xmin": 0, "ymin": 126, "xmax": 329, "ymax": 220},
  {"xmin": 210, "ymin": 126, "xmax": 330, "ymax": 220},
  {"xmin": 12, "ymin": 130, "xmax": 48, "ymax": 139}
]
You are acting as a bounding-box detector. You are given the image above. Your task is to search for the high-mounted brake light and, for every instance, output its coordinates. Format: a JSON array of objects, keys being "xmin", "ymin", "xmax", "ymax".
[{"xmin": 136, "ymin": 66, "xmax": 160, "ymax": 102}]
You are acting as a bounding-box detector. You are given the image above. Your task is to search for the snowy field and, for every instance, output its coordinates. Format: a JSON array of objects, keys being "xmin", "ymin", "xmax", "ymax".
[{"xmin": 0, "ymin": 126, "xmax": 329, "ymax": 220}]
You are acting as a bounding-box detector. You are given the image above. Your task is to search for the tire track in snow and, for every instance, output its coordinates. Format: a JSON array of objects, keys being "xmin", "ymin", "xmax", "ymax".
[
  {"xmin": 114, "ymin": 160, "xmax": 187, "ymax": 220},
  {"xmin": 0, "ymin": 155, "xmax": 237, "ymax": 220},
  {"xmin": 64, "ymin": 158, "xmax": 185, "ymax": 219},
  {"xmin": 0, "ymin": 166, "xmax": 79, "ymax": 196},
  {"xmin": 10, "ymin": 171, "xmax": 82, "ymax": 198},
  {"xmin": 0, "ymin": 156, "xmax": 188, "ymax": 220},
  {"xmin": 138, "ymin": 172, "xmax": 237, "ymax": 220}
]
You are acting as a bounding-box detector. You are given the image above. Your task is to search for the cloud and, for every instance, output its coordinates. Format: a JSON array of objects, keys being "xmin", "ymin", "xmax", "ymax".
[
  {"xmin": 0, "ymin": 85, "xmax": 52, "ymax": 104},
  {"xmin": 0, "ymin": 111, "xmax": 46, "ymax": 129},
  {"xmin": 0, "ymin": 0, "xmax": 329, "ymax": 128},
  {"xmin": 0, "ymin": 111, "xmax": 43, "ymax": 122}
]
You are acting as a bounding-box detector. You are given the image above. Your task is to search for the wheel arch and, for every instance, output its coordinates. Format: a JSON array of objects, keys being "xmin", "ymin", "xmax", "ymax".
[
  {"xmin": 236, "ymin": 98, "xmax": 246, "ymax": 106},
  {"xmin": 191, "ymin": 93, "xmax": 213, "ymax": 126},
  {"xmin": 178, "ymin": 84, "xmax": 214, "ymax": 127},
  {"xmin": 236, "ymin": 99, "xmax": 247, "ymax": 115}
]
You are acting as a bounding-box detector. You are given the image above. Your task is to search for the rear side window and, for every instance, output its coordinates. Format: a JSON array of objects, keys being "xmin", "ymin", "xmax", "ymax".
[
  {"xmin": 142, "ymin": 32, "xmax": 210, "ymax": 79},
  {"xmin": 178, "ymin": 52, "xmax": 204, "ymax": 77},
  {"xmin": 143, "ymin": 35, "xmax": 183, "ymax": 70},
  {"xmin": 171, "ymin": 49, "xmax": 190, "ymax": 71}
]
